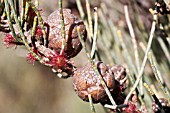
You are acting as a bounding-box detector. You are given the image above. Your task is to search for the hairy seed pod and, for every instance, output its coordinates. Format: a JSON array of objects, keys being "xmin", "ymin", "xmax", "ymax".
[
  {"xmin": 72, "ymin": 61, "xmax": 115, "ymax": 103},
  {"xmin": 46, "ymin": 9, "xmax": 86, "ymax": 58}
]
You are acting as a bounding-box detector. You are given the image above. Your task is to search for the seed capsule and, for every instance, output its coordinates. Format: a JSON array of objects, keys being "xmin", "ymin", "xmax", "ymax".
[
  {"xmin": 46, "ymin": 9, "xmax": 86, "ymax": 58},
  {"xmin": 72, "ymin": 61, "xmax": 115, "ymax": 103}
]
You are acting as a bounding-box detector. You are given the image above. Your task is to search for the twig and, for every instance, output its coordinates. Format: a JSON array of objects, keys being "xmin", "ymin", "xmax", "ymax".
[
  {"xmin": 148, "ymin": 51, "xmax": 170, "ymax": 103},
  {"xmin": 26, "ymin": 1, "xmax": 47, "ymax": 46},
  {"xmin": 157, "ymin": 37, "xmax": 170, "ymax": 64},
  {"xmin": 125, "ymin": 13, "xmax": 158, "ymax": 102},
  {"xmin": 144, "ymin": 83, "xmax": 165, "ymax": 113},
  {"xmin": 76, "ymin": 0, "xmax": 91, "ymax": 42},
  {"xmin": 31, "ymin": 16, "xmax": 38, "ymax": 37},
  {"xmin": 24, "ymin": 1, "xmax": 29, "ymax": 25},
  {"xmin": 117, "ymin": 30, "xmax": 137, "ymax": 75},
  {"xmin": 140, "ymin": 41, "xmax": 170, "ymax": 95},
  {"xmin": 20, "ymin": 0, "xmax": 26, "ymax": 26},
  {"xmin": 88, "ymin": 94, "xmax": 96, "ymax": 113},
  {"xmin": 35, "ymin": 0, "xmax": 39, "ymax": 7},
  {"xmin": 124, "ymin": 5, "xmax": 144, "ymax": 97},
  {"xmin": 6, "ymin": 0, "xmax": 48, "ymax": 65},
  {"xmin": 86, "ymin": 0, "xmax": 93, "ymax": 38},
  {"xmin": 77, "ymin": 26, "xmax": 120, "ymax": 112},
  {"xmin": 4, "ymin": 0, "xmax": 18, "ymax": 41},
  {"xmin": 76, "ymin": 0, "xmax": 85, "ymax": 20},
  {"xmin": 58, "ymin": 0, "xmax": 66, "ymax": 55},
  {"xmin": 104, "ymin": 104, "xmax": 128, "ymax": 110},
  {"xmin": 124, "ymin": 5, "xmax": 140, "ymax": 73},
  {"xmin": 90, "ymin": 7, "xmax": 98, "ymax": 59}
]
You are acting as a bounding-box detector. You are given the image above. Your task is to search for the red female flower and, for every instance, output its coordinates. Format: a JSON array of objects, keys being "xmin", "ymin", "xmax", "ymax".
[
  {"xmin": 26, "ymin": 49, "xmax": 38, "ymax": 64},
  {"xmin": 35, "ymin": 26, "xmax": 43, "ymax": 37},
  {"xmin": 124, "ymin": 102, "xmax": 141, "ymax": 113},
  {"xmin": 50, "ymin": 54, "xmax": 67, "ymax": 69},
  {"xmin": 4, "ymin": 33, "xmax": 16, "ymax": 48},
  {"xmin": 125, "ymin": 102, "xmax": 137, "ymax": 113}
]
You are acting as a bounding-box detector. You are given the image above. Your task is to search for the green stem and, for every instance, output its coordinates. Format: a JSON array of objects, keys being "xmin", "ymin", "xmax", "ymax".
[
  {"xmin": 7, "ymin": 0, "xmax": 42, "ymax": 62},
  {"xmin": 125, "ymin": 14, "xmax": 158, "ymax": 102},
  {"xmin": 27, "ymin": 1, "xmax": 47, "ymax": 46},
  {"xmin": 144, "ymin": 83, "xmax": 165, "ymax": 113},
  {"xmin": 148, "ymin": 51, "xmax": 170, "ymax": 104},
  {"xmin": 90, "ymin": 7, "xmax": 98, "ymax": 59},
  {"xmin": 88, "ymin": 94, "xmax": 96, "ymax": 113},
  {"xmin": 4, "ymin": 0, "xmax": 18, "ymax": 41},
  {"xmin": 77, "ymin": 26, "xmax": 121, "ymax": 112},
  {"xmin": 58, "ymin": 0, "xmax": 66, "ymax": 55}
]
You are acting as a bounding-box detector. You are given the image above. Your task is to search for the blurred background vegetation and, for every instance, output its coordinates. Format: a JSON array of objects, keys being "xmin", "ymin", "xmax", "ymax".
[{"xmin": 0, "ymin": 0, "xmax": 170, "ymax": 113}]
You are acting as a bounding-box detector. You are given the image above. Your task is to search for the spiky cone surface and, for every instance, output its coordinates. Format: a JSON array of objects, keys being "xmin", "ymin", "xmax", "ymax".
[
  {"xmin": 72, "ymin": 61, "xmax": 127, "ymax": 104},
  {"xmin": 46, "ymin": 9, "xmax": 86, "ymax": 58}
]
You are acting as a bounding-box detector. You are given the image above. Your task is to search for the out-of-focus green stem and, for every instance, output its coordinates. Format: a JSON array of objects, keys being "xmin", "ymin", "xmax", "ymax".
[
  {"xmin": 91, "ymin": 7, "xmax": 98, "ymax": 59},
  {"xmin": 7, "ymin": 0, "xmax": 44, "ymax": 64},
  {"xmin": 76, "ymin": 0, "xmax": 85, "ymax": 20},
  {"xmin": 117, "ymin": 30, "xmax": 137, "ymax": 75},
  {"xmin": 35, "ymin": 0, "xmax": 39, "ymax": 7},
  {"xmin": 77, "ymin": 26, "xmax": 121, "ymax": 112},
  {"xmin": 157, "ymin": 37, "xmax": 170, "ymax": 63},
  {"xmin": 86, "ymin": 0, "xmax": 93, "ymax": 38},
  {"xmin": 27, "ymin": 1, "xmax": 47, "ymax": 46},
  {"xmin": 20, "ymin": 0, "xmax": 26, "ymax": 26},
  {"xmin": 125, "ymin": 14, "xmax": 158, "ymax": 102},
  {"xmin": 144, "ymin": 83, "xmax": 166, "ymax": 113},
  {"xmin": 148, "ymin": 51, "xmax": 170, "ymax": 104},
  {"xmin": 88, "ymin": 94, "xmax": 96, "ymax": 113},
  {"xmin": 4, "ymin": 0, "xmax": 18, "ymax": 40},
  {"xmin": 58, "ymin": 0, "xmax": 66, "ymax": 55}
]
